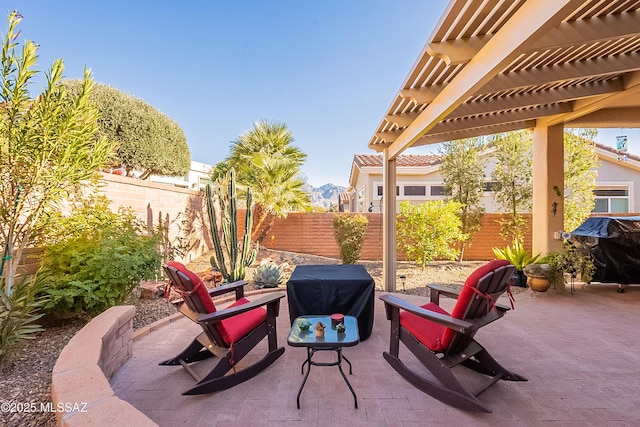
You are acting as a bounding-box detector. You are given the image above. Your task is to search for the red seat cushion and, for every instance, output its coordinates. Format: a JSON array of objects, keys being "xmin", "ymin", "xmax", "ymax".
[
  {"xmin": 401, "ymin": 260, "xmax": 511, "ymax": 351},
  {"xmin": 166, "ymin": 261, "xmax": 266, "ymax": 345},
  {"xmin": 400, "ymin": 302, "xmax": 450, "ymax": 351},
  {"xmin": 220, "ymin": 298, "xmax": 267, "ymax": 344}
]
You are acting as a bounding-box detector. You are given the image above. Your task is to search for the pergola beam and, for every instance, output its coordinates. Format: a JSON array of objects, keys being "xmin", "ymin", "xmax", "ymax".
[
  {"xmin": 545, "ymin": 71, "xmax": 640, "ymax": 126},
  {"xmin": 413, "ymin": 120, "xmax": 537, "ymax": 146},
  {"xmin": 384, "ymin": 0, "xmax": 588, "ymax": 160}
]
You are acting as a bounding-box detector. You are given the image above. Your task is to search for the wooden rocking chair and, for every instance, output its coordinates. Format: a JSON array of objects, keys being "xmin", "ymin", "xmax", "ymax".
[
  {"xmin": 380, "ymin": 260, "xmax": 526, "ymax": 412},
  {"xmin": 161, "ymin": 261, "xmax": 285, "ymax": 395}
]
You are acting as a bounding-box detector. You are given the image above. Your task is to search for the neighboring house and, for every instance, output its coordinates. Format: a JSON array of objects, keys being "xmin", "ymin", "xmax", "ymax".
[
  {"xmin": 344, "ymin": 143, "xmax": 640, "ymax": 214},
  {"xmin": 148, "ymin": 160, "xmax": 213, "ymax": 190}
]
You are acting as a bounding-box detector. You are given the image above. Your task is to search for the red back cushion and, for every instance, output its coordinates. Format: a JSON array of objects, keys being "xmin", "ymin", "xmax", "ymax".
[
  {"xmin": 440, "ymin": 259, "xmax": 510, "ymax": 347},
  {"xmin": 167, "ymin": 261, "xmax": 217, "ymax": 313},
  {"xmin": 400, "ymin": 260, "xmax": 511, "ymax": 351}
]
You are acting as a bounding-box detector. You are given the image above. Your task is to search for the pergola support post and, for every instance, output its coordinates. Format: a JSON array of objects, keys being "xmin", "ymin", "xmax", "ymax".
[
  {"xmin": 532, "ymin": 122, "xmax": 565, "ymax": 256},
  {"xmin": 382, "ymin": 150, "xmax": 397, "ymax": 292}
]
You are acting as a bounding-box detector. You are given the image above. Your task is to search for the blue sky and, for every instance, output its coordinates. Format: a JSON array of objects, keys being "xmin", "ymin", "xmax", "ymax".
[
  {"xmin": 8, "ymin": 1, "xmax": 640, "ymax": 187},
  {"xmin": 9, "ymin": 1, "xmax": 449, "ymax": 187}
]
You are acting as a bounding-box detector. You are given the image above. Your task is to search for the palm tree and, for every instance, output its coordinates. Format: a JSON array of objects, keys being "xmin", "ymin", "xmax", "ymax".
[{"xmin": 214, "ymin": 120, "xmax": 311, "ymax": 243}]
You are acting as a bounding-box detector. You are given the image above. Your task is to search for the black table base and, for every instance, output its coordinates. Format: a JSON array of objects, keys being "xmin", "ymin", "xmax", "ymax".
[{"xmin": 296, "ymin": 346, "xmax": 357, "ymax": 409}]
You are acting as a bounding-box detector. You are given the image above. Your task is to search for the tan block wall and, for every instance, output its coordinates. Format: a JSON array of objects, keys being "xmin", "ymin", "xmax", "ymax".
[
  {"xmin": 51, "ymin": 306, "xmax": 157, "ymax": 427},
  {"xmin": 98, "ymin": 172, "xmax": 212, "ymax": 264}
]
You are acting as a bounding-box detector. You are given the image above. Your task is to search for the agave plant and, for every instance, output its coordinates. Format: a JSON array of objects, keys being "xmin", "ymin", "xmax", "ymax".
[
  {"xmin": 252, "ymin": 260, "xmax": 286, "ymax": 289},
  {"xmin": 492, "ymin": 240, "xmax": 540, "ymax": 271}
]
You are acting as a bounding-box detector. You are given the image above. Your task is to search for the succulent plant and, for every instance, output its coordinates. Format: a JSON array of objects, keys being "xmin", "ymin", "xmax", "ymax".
[{"xmin": 252, "ymin": 260, "xmax": 285, "ymax": 288}]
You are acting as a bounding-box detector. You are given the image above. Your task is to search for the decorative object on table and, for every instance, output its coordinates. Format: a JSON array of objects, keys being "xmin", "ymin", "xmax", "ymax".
[
  {"xmin": 330, "ymin": 313, "xmax": 344, "ymax": 328},
  {"xmin": 297, "ymin": 318, "xmax": 311, "ymax": 331},
  {"xmin": 336, "ymin": 323, "xmax": 346, "ymax": 334},
  {"xmin": 314, "ymin": 321, "xmax": 326, "ymax": 337}
]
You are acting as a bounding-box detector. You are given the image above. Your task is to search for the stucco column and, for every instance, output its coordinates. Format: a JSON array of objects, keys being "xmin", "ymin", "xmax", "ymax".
[
  {"xmin": 532, "ymin": 122, "xmax": 565, "ymax": 255},
  {"xmin": 382, "ymin": 149, "xmax": 397, "ymax": 292}
]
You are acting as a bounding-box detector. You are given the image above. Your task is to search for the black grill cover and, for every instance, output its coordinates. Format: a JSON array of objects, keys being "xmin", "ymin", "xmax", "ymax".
[{"xmin": 569, "ymin": 216, "xmax": 640, "ymax": 284}]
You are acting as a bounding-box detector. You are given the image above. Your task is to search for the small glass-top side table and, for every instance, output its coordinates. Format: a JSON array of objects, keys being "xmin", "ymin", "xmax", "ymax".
[{"xmin": 287, "ymin": 315, "xmax": 360, "ymax": 409}]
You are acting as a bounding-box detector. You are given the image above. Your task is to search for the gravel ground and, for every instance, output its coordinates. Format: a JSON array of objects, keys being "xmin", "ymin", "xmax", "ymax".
[{"xmin": 0, "ymin": 249, "xmax": 509, "ymax": 427}]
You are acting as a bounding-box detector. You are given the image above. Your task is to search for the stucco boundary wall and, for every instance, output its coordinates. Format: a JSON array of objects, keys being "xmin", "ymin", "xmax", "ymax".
[
  {"xmin": 98, "ymin": 172, "xmax": 212, "ymax": 264},
  {"xmin": 266, "ymin": 212, "xmax": 531, "ymax": 261},
  {"xmin": 98, "ymin": 174, "xmax": 639, "ymax": 261},
  {"xmin": 51, "ymin": 306, "xmax": 157, "ymax": 427}
]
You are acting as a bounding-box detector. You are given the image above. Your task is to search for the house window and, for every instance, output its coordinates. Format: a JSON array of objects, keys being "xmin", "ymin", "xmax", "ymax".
[
  {"xmin": 404, "ymin": 185, "xmax": 426, "ymax": 196},
  {"xmin": 593, "ymin": 187, "xmax": 629, "ymax": 213},
  {"xmin": 484, "ymin": 181, "xmax": 500, "ymax": 192},
  {"xmin": 430, "ymin": 185, "xmax": 446, "ymax": 196},
  {"xmin": 377, "ymin": 185, "xmax": 399, "ymax": 196}
]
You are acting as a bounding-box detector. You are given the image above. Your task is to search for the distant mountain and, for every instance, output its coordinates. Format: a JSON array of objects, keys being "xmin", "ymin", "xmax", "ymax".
[{"xmin": 304, "ymin": 183, "xmax": 347, "ymax": 208}]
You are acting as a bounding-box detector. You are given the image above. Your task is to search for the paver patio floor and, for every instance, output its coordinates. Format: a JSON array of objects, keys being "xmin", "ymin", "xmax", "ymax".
[{"xmin": 111, "ymin": 284, "xmax": 640, "ymax": 426}]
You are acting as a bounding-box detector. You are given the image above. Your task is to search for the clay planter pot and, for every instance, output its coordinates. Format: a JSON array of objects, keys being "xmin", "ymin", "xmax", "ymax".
[{"xmin": 529, "ymin": 276, "xmax": 551, "ymax": 292}]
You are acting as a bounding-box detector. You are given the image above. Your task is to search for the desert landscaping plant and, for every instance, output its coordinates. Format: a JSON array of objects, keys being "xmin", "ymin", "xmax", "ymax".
[
  {"xmin": 0, "ymin": 11, "xmax": 114, "ymax": 295},
  {"xmin": 206, "ymin": 168, "xmax": 257, "ymax": 283},
  {"xmin": 38, "ymin": 195, "xmax": 161, "ymax": 317},
  {"xmin": 252, "ymin": 260, "xmax": 286, "ymax": 288},
  {"xmin": 212, "ymin": 120, "xmax": 311, "ymax": 243},
  {"xmin": 440, "ymin": 137, "xmax": 487, "ymax": 260},
  {"xmin": 0, "ymin": 277, "xmax": 47, "ymax": 364},
  {"xmin": 333, "ymin": 214, "xmax": 368, "ymax": 264},
  {"xmin": 397, "ymin": 200, "xmax": 466, "ymax": 269}
]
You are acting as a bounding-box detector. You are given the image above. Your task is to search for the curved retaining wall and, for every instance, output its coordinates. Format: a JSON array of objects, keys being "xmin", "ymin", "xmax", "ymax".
[{"xmin": 51, "ymin": 305, "xmax": 157, "ymax": 427}]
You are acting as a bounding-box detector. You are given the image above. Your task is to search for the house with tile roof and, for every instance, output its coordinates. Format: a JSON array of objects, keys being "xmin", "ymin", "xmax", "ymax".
[{"xmin": 345, "ymin": 143, "xmax": 640, "ymax": 214}]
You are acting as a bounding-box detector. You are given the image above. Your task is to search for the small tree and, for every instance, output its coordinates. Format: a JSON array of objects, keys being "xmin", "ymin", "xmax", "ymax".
[
  {"xmin": 396, "ymin": 200, "xmax": 466, "ymax": 269},
  {"xmin": 0, "ymin": 11, "xmax": 114, "ymax": 294},
  {"xmin": 213, "ymin": 120, "xmax": 311, "ymax": 243},
  {"xmin": 62, "ymin": 80, "xmax": 191, "ymax": 179},
  {"xmin": 490, "ymin": 130, "xmax": 533, "ymax": 243},
  {"xmin": 333, "ymin": 214, "xmax": 368, "ymax": 264},
  {"xmin": 440, "ymin": 137, "xmax": 487, "ymax": 261},
  {"xmin": 564, "ymin": 129, "xmax": 599, "ymax": 231}
]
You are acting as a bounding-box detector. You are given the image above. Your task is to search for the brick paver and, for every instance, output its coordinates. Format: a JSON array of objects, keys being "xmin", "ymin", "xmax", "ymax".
[{"xmin": 111, "ymin": 285, "xmax": 640, "ymax": 426}]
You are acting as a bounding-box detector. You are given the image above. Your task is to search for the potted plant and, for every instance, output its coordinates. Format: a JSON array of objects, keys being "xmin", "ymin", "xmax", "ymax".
[
  {"xmin": 493, "ymin": 240, "xmax": 540, "ymax": 287},
  {"xmin": 523, "ymin": 262, "xmax": 553, "ymax": 292},
  {"xmin": 525, "ymin": 245, "xmax": 596, "ymax": 293},
  {"xmin": 542, "ymin": 246, "xmax": 595, "ymax": 292}
]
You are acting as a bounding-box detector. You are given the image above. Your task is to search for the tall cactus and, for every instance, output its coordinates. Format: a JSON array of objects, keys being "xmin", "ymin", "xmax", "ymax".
[{"xmin": 206, "ymin": 168, "xmax": 257, "ymax": 283}]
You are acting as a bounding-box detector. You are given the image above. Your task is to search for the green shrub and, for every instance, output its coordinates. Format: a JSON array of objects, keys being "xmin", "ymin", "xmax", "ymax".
[
  {"xmin": 0, "ymin": 277, "xmax": 48, "ymax": 364},
  {"xmin": 39, "ymin": 196, "xmax": 161, "ymax": 317},
  {"xmin": 333, "ymin": 214, "xmax": 368, "ymax": 264},
  {"xmin": 397, "ymin": 200, "xmax": 467, "ymax": 268}
]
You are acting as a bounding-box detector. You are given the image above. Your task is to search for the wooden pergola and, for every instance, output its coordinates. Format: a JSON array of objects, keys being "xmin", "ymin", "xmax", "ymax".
[{"xmin": 368, "ymin": 0, "xmax": 640, "ymax": 292}]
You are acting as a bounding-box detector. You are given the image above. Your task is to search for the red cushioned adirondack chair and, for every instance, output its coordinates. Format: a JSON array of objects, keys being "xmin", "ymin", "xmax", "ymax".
[
  {"xmin": 161, "ymin": 261, "xmax": 285, "ymax": 395},
  {"xmin": 379, "ymin": 260, "xmax": 526, "ymax": 412}
]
